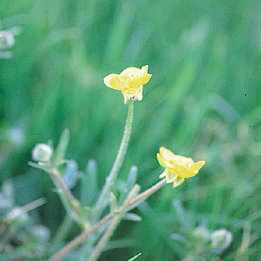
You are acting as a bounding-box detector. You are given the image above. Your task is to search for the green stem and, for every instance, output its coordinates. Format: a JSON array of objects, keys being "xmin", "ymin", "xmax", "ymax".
[
  {"xmin": 0, "ymin": 198, "xmax": 46, "ymax": 238},
  {"xmin": 91, "ymin": 99, "xmax": 134, "ymax": 223},
  {"xmin": 88, "ymin": 185, "xmax": 140, "ymax": 261},
  {"xmin": 50, "ymin": 168, "xmax": 80, "ymax": 221}
]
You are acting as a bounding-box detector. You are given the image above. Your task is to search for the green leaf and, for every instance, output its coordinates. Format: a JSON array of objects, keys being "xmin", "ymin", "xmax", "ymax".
[
  {"xmin": 123, "ymin": 213, "xmax": 142, "ymax": 222},
  {"xmin": 54, "ymin": 129, "xmax": 70, "ymax": 164},
  {"xmin": 63, "ymin": 160, "xmax": 79, "ymax": 189},
  {"xmin": 118, "ymin": 166, "xmax": 138, "ymax": 205},
  {"xmin": 126, "ymin": 166, "xmax": 138, "ymax": 191},
  {"xmin": 81, "ymin": 159, "xmax": 97, "ymax": 206}
]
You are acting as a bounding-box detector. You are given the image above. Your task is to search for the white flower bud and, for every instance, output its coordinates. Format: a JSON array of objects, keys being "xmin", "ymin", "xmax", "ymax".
[
  {"xmin": 211, "ymin": 229, "xmax": 232, "ymax": 249},
  {"xmin": 0, "ymin": 30, "xmax": 15, "ymax": 49},
  {"xmin": 32, "ymin": 144, "xmax": 53, "ymax": 162},
  {"xmin": 193, "ymin": 226, "xmax": 210, "ymax": 241}
]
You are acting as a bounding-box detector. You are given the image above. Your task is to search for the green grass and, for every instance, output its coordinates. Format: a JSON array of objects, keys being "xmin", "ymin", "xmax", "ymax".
[{"xmin": 1, "ymin": 0, "xmax": 261, "ymax": 260}]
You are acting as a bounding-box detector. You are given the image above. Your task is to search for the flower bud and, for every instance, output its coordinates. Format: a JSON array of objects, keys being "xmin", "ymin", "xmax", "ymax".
[
  {"xmin": 0, "ymin": 30, "xmax": 15, "ymax": 49},
  {"xmin": 193, "ymin": 226, "xmax": 210, "ymax": 241},
  {"xmin": 32, "ymin": 144, "xmax": 53, "ymax": 162},
  {"xmin": 211, "ymin": 229, "xmax": 232, "ymax": 249}
]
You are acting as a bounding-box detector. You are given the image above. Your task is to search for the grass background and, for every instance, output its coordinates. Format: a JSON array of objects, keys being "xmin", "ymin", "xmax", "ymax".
[{"xmin": 1, "ymin": 0, "xmax": 261, "ymax": 260}]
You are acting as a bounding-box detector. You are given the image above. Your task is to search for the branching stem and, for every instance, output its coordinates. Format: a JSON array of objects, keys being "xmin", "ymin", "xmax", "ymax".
[
  {"xmin": 48, "ymin": 179, "xmax": 166, "ymax": 261},
  {"xmin": 88, "ymin": 185, "xmax": 140, "ymax": 261},
  {"xmin": 50, "ymin": 168, "xmax": 79, "ymax": 217}
]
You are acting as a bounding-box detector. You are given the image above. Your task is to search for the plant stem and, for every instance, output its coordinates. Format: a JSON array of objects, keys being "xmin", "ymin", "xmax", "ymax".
[
  {"xmin": 0, "ymin": 198, "xmax": 46, "ymax": 238},
  {"xmin": 88, "ymin": 185, "xmax": 140, "ymax": 261},
  {"xmin": 48, "ymin": 179, "xmax": 166, "ymax": 261},
  {"xmin": 48, "ymin": 215, "xmax": 112, "ymax": 261},
  {"xmin": 50, "ymin": 168, "xmax": 79, "ymax": 217},
  {"xmin": 127, "ymin": 178, "xmax": 166, "ymax": 211},
  {"xmin": 91, "ymin": 99, "xmax": 134, "ymax": 223}
]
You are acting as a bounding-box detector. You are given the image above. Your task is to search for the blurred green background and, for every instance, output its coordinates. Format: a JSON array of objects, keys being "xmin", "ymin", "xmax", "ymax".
[{"xmin": 1, "ymin": 0, "xmax": 261, "ymax": 260}]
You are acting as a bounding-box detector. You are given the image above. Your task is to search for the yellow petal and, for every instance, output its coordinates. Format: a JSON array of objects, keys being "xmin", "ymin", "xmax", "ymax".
[
  {"xmin": 119, "ymin": 76, "xmax": 131, "ymax": 89},
  {"xmin": 173, "ymin": 177, "xmax": 185, "ymax": 187},
  {"xmin": 157, "ymin": 153, "xmax": 167, "ymax": 167},
  {"xmin": 141, "ymin": 65, "xmax": 149, "ymax": 75},
  {"xmin": 168, "ymin": 167, "xmax": 180, "ymax": 176},
  {"xmin": 104, "ymin": 74, "xmax": 121, "ymax": 89},
  {"xmin": 130, "ymin": 77, "xmax": 144, "ymax": 89},
  {"xmin": 174, "ymin": 165, "xmax": 196, "ymax": 178},
  {"xmin": 160, "ymin": 147, "xmax": 175, "ymax": 161},
  {"xmin": 120, "ymin": 67, "xmax": 141, "ymax": 77},
  {"xmin": 172, "ymin": 155, "xmax": 194, "ymax": 166},
  {"xmin": 190, "ymin": 161, "xmax": 206, "ymax": 173},
  {"xmin": 141, "ymin": 74, "xmax": 152, "ymax": 85},
  {"xmin": 109, "ymin": 77, "xmax": 123, "ymax": 90}
]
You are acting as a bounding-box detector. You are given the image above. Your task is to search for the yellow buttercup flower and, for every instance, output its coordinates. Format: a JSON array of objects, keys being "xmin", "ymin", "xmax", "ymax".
[
  {"xmin": 157, "ymin": 147, "xmax": 205, "ymax": 187},
  {"xmin": 103, "ymin": 65, "xmax": 152, "ymax": 104}
]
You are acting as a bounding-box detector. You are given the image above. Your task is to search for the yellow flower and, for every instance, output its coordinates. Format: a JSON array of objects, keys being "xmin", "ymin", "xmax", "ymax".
[
  {"xmin": 157, "ymin": 147, "xmax": 205, "ymax": 187},
  {"xmin": 103, "ymin": 65, "xmax": 152, "ymax": 104}
]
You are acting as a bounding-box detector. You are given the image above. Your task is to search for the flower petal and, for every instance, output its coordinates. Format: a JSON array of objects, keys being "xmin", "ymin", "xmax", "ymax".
[
  {"xmin": 172, "ymin": 155, "xmax": 194, "ymax": 166},
  {"xmin": 190, "ymin": 161, "xmax": 206, "ymax": 173},
  {"xmin": 174, "ymin": 165, "xmax": 196, "ymax": 178},
  {"xmin": 120, "ymin": 67, "xmax": 141, "ymax": 77},
  {"xmin": 173, "ymin": 177, "xmax": 185, "ymax": 187},
  {"xmin": 157, "ymin": 153, "xmax": 167, "ymax": 167},
  {"xmin": 141, "ymin": 74, "xmax": 152, "ymax": 85},
  {"xmin": 141, "ymin": 65, "xmax": 148, "ymax": 75},
  {"xmin": 104, "ymin": 74, "xmax": 121, "ymax": 89},
  {"xmin": 119, "ymin": 76, "xmax": 131, "ymax": 89},
  {"xmin": 129, "ymin": 77, "xmax": 144, "ymax": 89},
  {"xmin": 160, "ymin": 147, "xmax": 175, "ymax": 161}
]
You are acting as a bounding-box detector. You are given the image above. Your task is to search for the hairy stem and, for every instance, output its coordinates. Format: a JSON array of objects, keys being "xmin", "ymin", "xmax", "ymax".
[
  {"xmin": 48, "ymin": 179, "xmax": 166, "ymax": 261},
  {"xmin": 91, "ymin": 99, "xmax": 134, "ymax": 223},
  {"xmin": 51, "ymin": 168, "xmax": 79, "ymax": 217},
  {"xmin": 88, "ymin": 185, "xmax": 140, "ymax": 261}
]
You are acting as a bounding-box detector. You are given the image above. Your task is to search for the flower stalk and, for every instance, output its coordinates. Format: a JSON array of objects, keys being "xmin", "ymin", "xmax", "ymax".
[
  {"xmin": 91, "ymin": 99, "xmax": 134, "ymax": 223},
  {"xmin": 50, "ymin": 168, "xmax": 79, "ymax": 218}
]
